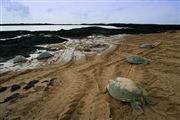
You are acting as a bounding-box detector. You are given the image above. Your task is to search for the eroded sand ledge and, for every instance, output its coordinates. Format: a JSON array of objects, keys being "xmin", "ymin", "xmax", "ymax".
[{"xmin": 0, "ymin": 31, "xmax": 180, "ymax": 120}]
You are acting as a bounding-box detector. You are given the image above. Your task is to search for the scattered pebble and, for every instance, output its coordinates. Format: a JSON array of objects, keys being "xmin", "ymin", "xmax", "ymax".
[
  {"xmin": 91, "ymin": 44, "xmax": 108, "ymax": 48},
  {"xmin": 0, "ymin": 86, "xmax": 8, "ymax": 93},
  {"xmin": 44, "ymin": 78, "xmax": 55, "ymax": 91},
  {"xmin": 41, "ymin": 80, "xmax": 49, "ymax": 83},
  {"xmin": 23, "ymin": 80, "xmax": 39, "ymax": 90},
  {"xmin": 0, "ymin": 93, "xmax": 21, "ymax": 103},
  {"xmin": 47, "ymin": 79, "xmax": 55, "ymax": 86},
  {"xmin": 10, "ymin": 84, "xmax": 21, "ymax": 92},
  {"xmin": 84, "ymin": 49, "xmax": 91, "ymax": 52}
]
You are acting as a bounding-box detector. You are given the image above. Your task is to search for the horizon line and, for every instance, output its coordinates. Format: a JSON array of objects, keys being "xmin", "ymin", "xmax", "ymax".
[{"xmin": 1, "ymin": 22, "xmax": 180, "ymax": 25}]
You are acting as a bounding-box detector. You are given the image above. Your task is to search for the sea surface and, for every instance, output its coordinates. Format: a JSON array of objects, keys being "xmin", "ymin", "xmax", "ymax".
[{"xmin": 0, "ymin": 25, "xmax": 119, "ymax": 31}]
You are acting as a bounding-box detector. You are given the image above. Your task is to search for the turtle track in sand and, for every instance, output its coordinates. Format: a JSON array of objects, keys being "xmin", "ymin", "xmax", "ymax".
[{"xmin": 0, "ymin": 31, "xmax": 180, "ymax": 120}]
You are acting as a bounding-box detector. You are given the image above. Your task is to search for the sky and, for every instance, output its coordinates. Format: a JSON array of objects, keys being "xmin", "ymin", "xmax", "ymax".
[{"xmin": 0, "ymin": 0, "xmax": 180, "ymax": 24}]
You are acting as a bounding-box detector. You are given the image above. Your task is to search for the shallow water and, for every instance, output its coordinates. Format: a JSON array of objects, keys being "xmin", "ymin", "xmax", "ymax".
[{"xmin": 0, "ymin": 25, "xmax": 120, "ymax": 31}]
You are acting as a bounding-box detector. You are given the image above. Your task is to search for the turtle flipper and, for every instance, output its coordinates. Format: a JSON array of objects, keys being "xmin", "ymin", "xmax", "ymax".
[
  {"xmin": 131, "ymin": 102, "xmax": 144, "ymax": 115},
  {"xmin": 144, "ymin": 96, "xmax": 157, "ymax": 105},
  {"xmin": 102, "ymin": 87, "xmax": 108, "ymax": 94}
]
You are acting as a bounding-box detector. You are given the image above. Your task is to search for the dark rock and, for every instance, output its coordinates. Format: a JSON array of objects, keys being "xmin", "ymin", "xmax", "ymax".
[
  {"xmin": 84, "ymin": 49, "xmax": 91, "ymax": 52},
  {"xmin": 47, "ymin": 79, "xmax": 55, "ymax": 86},
  {"xmin": 23, "ymin": 80, "xmax": 39, "ymax": 90},
  {"xmin": 41, "ymin": 80, "xmax": 49, "ymax": 83},
  {"xmin": 10, "ymin": 84, "xmax": 21, "ymax": 92},
  {"xmin": 0, "ymin": 34, "xmax": 67, "ymax": 62},
  {"xmin": 44, "ymin": 78, "xmax": 55, "ymax": 91},
  {"xmin": 0, "ymin": 93, "xmax": 21, "ymax": 103},
  {"xmin": 0, "ymin": 86, "xmax": 8, "ymax": 93},
  {"xmin": 91, "ymin": 44, "xmax": 108, "ymax": 48}
]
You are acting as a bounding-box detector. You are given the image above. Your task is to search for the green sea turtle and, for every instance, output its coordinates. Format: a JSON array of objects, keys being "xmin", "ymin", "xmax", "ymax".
[
  {"xmin": 13, "ymin": 55, "xmax": 28, "ymax": 64},
  {"xmin": 106, "ymin": 77, "xmax": 155, "ymax": 115},
  {"xmin": 140, "ymin": 43, "xmax": 155, "ymax": 49},
  {"xmin": 37, "ymin": 52, "xmax": 53, "ymax": 60},
  {"xmin": 127, "ymin": 55, "xmax": 150, "ymax": 64}
]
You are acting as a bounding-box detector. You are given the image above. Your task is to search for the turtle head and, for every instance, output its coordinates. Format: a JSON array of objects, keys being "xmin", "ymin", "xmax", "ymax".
[
  {"xmin": 143, "ymin": 96, "xmax": 158, "ymax": 105},
  {"xmin": 143, "ymin": 59, "xmax": 150, "ymax": 64}
]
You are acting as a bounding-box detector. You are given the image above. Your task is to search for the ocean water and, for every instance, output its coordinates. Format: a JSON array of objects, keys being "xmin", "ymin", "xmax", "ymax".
[{"xmin": 0, "ymin": 25, "xmax": 119, "ymax": 31}]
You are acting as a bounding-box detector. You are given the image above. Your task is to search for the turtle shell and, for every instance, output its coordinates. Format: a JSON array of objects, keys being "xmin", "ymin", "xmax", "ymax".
[
  {"xmin": 127, "ymin": 55, "xmax": 150, "ymax": 64},
  {"xmin": 140, "ymin": 43, "xmax": 154, "ymax": 49},
  {"xmin": 107, "ymin": 77, "xmax": 143, "ymax": 102},
  {"xmin": 13, "ymin": 55, "xmax": 27, "ymax": 63},
  {"xmin": 37, "ymin": 52, "xmax": 53, "ymax": 60}
]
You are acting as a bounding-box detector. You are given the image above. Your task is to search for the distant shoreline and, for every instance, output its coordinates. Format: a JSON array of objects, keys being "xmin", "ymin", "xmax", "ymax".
[
  {"xmin": 1, "ymin": 23, "xmax": 180, "ymax": 26},
  {"xmin": 0, "ymin": 24, "xmax": 80, "ymax": 26}
]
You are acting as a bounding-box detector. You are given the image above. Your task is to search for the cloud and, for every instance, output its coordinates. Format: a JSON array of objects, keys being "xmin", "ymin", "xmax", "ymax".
[
  {"xmin": 1, "ymin": 0, "xmax": 179, "ymax": 24},
  {"xmin": 2, "ymin": 0, "xmax": 30, "ymax": 17},
  {"xmin": 75, "ymin": 13, "xmax": 89, "ymax": 19},
  {"xmin": 71, "ymin": 11, "xmax": 90, "ymax": 19},
  {"xmin": 47, "ymin": 8, "xmax": 53, "ymax": 13},
  {"xmin": 112, "ymin": 7, "xmax": 125, "ymax": 11}
]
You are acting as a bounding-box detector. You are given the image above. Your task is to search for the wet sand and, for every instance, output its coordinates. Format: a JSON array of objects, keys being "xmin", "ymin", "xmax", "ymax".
[{"xmin": 0, "ymin": 31, "xmax": 180, "ymax": 120}]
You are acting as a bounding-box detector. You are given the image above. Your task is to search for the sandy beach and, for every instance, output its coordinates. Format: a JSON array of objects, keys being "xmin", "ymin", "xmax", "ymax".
[{"xmin": 0, "ymin": 30, "xmax": 180, "ymax": 120}]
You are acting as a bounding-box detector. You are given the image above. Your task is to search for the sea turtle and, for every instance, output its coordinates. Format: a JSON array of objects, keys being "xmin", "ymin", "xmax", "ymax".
[
  {"xmin": 13, "ymin": 55, "xmax": 28, "ymax": 64},
  {"xmin": 37, "ymin": 51, "xmax": 53, "ymax": 60},
  {"xmin": 127, "ymin": 55, "xmax": 150, "ymax": 64},
  {"xmin": 106, "ymin": 77, "xmax": 155, "ymax": 115},
  {"xmin": 140, "ymin": 43, "xmax": 155, "ymax": 49}
]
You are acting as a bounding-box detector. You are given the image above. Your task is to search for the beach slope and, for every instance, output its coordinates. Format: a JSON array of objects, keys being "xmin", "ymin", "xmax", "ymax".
[{"xmin": 0, "ymin": 31, "xmax": 180, "ymax": 120}]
